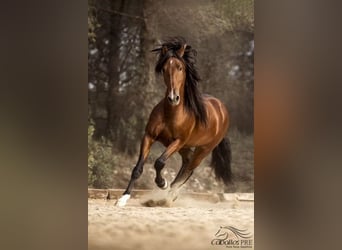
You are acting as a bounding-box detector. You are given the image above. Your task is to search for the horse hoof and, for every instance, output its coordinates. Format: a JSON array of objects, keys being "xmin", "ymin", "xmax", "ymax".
[
  {"xmin": 155, "ymin": 178, "xmax": 168, "ymax": 190},
  {"xmin": 115, "ymin": 194, "xmax": 130, "ymax": 207},
  {"xmin": 161, "ymin": 179, "xmax": 168, "ymax": 190}
]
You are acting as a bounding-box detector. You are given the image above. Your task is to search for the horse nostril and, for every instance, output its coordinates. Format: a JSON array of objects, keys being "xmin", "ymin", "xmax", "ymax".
[
  {"xmin": 167, "ymin": 96, "xmax": 173, "ymax": 103},
  {"xmin": 175, "ymin": 95, "xmax": 180, "ymax": 102}
]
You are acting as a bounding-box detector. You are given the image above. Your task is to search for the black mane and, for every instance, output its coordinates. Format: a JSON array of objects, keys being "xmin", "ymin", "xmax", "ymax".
[{"xmin": 151, "ymin": 37, "xmax": 207, "ymax": 125}]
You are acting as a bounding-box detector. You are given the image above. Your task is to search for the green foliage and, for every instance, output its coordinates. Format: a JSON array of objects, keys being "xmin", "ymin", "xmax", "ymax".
[{"xmin": 88, "ymin": 123, "xmax": 116, "ymax": 188}]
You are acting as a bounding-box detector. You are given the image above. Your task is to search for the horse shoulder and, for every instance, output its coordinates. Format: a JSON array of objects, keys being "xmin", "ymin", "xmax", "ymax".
[{"xmin": 145, "ymin": 100, "xmax": 165, "ymax": 138}]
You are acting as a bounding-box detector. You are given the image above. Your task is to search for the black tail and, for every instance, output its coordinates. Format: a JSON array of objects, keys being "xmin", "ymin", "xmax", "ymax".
[{"xmin": 211, "ymin": 138, "xmax": 232, "ymax": 185}]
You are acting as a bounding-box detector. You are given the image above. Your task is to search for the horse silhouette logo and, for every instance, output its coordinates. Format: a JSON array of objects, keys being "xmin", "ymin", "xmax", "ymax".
[{"xmin": 211, "ymin": 226, "xmax": 252, "ymax": 246}]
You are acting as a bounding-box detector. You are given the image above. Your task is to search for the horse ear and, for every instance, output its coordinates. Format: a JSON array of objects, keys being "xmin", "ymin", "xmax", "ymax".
[
  {"xmin": 162, "ymin": 45, "xmax": 168, "ymax": 55},
  {"xmin": 177, "ymin": 44, "xmax": 187, "ymax": 57}
]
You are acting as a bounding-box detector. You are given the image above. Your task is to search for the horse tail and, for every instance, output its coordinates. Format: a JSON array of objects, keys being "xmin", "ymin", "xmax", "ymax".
[{"xmin": 210, "ymin": 138, "xmax": 232, "ymax": 185}]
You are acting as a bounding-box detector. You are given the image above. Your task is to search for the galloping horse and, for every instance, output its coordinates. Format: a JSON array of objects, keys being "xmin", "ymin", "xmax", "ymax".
[{"xmin": 116, "ymin": 37, "xmax": 231, "ymax": 207}]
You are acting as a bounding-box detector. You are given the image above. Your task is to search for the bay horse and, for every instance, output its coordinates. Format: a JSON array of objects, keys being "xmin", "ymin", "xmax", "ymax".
[{"xmin": 116, "ymin": 37, "xmax": 231, "ymax": 207}]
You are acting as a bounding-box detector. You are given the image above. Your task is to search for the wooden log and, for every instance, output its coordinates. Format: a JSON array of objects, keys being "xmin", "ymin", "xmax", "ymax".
[{"xmin": 88, "ymin": 189, "xmax": 108, "ymax": 199}]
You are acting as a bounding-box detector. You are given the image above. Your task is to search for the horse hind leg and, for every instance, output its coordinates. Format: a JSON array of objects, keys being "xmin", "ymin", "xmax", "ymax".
[
  {"xmin": 162, "ymin": 148, "xmax": 193, "ymax": 201},
  {"xmin": 169, "ymin": 146, "xmax": 212, "ymax": 200}
]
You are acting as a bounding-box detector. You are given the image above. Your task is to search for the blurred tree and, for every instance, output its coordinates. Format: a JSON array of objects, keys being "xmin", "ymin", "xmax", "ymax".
[
  {"xmin": 89, "ymin": 0, "xmax": 154, "ymax": 155},
  {"xmin": 106, "ymin": 0, "xmax": 150, "ymax": 155}
]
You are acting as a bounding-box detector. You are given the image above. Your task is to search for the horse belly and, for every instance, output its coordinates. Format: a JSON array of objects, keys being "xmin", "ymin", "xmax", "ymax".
[{"xmin": 184, "ymin": 129, "xmax": 218, "ymax": 147}]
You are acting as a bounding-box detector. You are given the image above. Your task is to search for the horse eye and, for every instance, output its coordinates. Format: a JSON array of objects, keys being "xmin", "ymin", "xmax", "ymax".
[{"xmin": 178, "ymin": 67, "xmax": 182, "ymax": 71}]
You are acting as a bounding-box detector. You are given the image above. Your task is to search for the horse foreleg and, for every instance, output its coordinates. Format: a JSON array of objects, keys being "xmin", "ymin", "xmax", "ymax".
[
  {"xmin": 154, "ymin": 139, "xmax": 184, "ymax": 189},
  {"xmin": 116, "ymin": 134, "xmax": 154, "ymax": 207}
]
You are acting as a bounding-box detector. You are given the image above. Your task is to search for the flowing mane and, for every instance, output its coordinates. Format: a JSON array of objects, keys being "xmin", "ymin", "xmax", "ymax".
[{"xmin": 151, "ymin": 37, "xmax": 207, "ymax": 125}]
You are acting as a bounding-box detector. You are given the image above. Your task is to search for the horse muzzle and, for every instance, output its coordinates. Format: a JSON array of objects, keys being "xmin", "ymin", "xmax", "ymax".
[{"xmin": 167, "ymin": 91, "xmax": 180, "ymax": 105}]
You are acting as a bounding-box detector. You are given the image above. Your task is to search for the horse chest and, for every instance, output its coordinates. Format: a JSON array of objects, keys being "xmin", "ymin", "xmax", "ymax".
[{"xmin": 158, "ymin": 122, "xmax": 190, "ymax": 145}]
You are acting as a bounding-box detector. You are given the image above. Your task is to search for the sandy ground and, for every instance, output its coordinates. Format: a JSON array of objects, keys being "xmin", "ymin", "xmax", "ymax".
[{"xmin": 88, "ymin": 193, "xmax": 254, "ymax": 250}]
